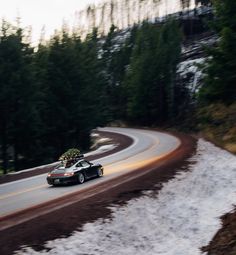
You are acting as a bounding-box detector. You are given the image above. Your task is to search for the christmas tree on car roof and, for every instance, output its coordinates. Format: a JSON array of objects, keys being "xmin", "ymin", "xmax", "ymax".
[{"xmin": 59, "ymin": 148, "xmax": 84, "ymax": 161}]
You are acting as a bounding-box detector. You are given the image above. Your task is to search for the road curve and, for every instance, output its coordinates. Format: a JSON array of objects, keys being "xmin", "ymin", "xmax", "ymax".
[{"xmin": 0, "ymin": 128, "xmax": 180, "ymax": 229}]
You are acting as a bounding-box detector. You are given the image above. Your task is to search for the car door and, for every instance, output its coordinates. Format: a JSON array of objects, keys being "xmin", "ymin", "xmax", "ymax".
[{"xmin": 80, "ymin": 160, "xmax": 96, "ymax": 178}]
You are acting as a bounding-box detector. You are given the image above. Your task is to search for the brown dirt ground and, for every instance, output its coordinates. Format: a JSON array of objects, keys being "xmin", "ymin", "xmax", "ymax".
[
  {"xmin": 194, "ymin": 133, "xmax": 236, "ymax": 255},
  {"xmin": 0, "ymin": 130, "xmax": 196, "ymax": 255},
  {"xmin": 202, "ymin": 209, "xmax": 236, "ymax": 255}
]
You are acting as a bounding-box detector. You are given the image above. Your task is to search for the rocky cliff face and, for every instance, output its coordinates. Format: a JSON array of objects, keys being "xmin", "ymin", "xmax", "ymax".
[{"xmin": 177, "ymin": 33, "xmax": 217, "ymax": 94}]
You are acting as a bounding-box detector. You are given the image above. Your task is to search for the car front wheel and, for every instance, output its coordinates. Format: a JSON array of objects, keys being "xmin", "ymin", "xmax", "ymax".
[
  {"xmin": 77, "ymin": 172, "xmax": 85, "ymax": 184},
  {"xmin": 97, "ymin": 168, "xmax": 103, "ymax": 177}
]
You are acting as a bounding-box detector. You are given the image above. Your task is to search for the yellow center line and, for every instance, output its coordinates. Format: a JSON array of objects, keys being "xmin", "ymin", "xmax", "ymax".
[{"xmin": 0, "ymin": 184, "xmax": 48, "ymax": 200}]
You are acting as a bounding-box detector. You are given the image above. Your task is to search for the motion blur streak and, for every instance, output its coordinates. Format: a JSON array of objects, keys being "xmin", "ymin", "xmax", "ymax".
[{"xmin": 0, "ymin": 184, "xmax": 47, "ymax": 200}]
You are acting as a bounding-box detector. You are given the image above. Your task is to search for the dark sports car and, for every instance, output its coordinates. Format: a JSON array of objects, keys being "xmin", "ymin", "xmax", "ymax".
[{"xmin": 47, "ymin": 159, "xmax": 103, "ymax": 186}]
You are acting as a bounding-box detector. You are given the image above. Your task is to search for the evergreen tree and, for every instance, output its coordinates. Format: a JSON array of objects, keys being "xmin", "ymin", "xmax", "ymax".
[
  {"xmin": 125, "ymin": 22, "xmax": 160, "ymax": 124},
  {"xmin": 10, "ymin": 28, "xmax": 40, "ymax": 170},
  {"xmin": 75, "ymin": 28, "xmax": 106, "ymax": 149},
  {"xmin": 199, "ymin": 0, "xmax": 236, "ymax": 103},
  {"xmin": 101, "ymin": 24, "xmax": 136, "ymax": 121},
  {"xmin": 0, "ymin": 21, "xmax": 40, "ymax": 172},
  {"xmin": 159, "ymin": 20, "xmax": 182, "ymax": 122},
  {"xmin": 0, "ymin": 17, "xmax": 183, "ymax": 173},
  {"xmin": 32, "ymin": 43, "xmax": 52, "ymax": 163},
  {"xmin": 124, "ymin": 21, "xmax": 181, "ymax": 125}
]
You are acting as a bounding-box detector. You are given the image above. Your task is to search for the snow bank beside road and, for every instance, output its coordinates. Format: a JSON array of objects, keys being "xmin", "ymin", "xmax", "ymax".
[
  {"xmin": 17, "ymin": 140, "xmax": 236, "ymax": 255},
  {"xmin": 85, "ymin": 144, "xmax": 118, "ymax": 157}
]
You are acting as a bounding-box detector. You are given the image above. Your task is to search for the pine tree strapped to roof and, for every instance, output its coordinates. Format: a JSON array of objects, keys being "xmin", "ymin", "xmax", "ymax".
[{"xmin": 59, "ymin": 148, "xmax": 83, "ymax": 161}]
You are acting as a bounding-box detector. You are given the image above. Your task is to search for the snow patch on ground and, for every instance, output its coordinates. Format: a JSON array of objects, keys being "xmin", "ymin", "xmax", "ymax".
[
  {"xmin": 85, "ymin": 144, "xmax": 118, "ymax": 156},
  {"xmin": 16, "ymin": 140, "xmax": 236, "ymax": 255}
]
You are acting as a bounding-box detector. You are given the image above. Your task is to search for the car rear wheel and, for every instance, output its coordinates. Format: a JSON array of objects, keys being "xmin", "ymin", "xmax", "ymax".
[
  {"xmin": 97, "ymin": 168, "xmax": 103, "ymax": 177},
  {"xmin": 77, "ymin": 172, "xmax": 85, "ymax": 184}
]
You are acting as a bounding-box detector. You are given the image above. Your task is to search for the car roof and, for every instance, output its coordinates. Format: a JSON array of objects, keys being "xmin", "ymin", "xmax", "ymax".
[
  {"xmin": 58, "ymin": 159, "xmax": 87, "ymax": 169},
  {"xmin": 75, "ymin": 159, "xmax": 87, "ymax": 164}
]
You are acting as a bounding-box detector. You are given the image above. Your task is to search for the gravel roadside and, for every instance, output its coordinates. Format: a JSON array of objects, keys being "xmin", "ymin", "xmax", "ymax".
[{"xmin": 202, "ymin": 209, "xmax": 236, "ymax": 255}]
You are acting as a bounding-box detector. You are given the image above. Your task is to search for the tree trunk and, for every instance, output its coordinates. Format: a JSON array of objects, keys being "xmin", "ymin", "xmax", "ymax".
[
  {"xmin": 14, "ymin": 143, "xmax": 19, "ymax": 172},
  {"xmin": 1, "ymin": 123, "xmax": 8, "ymax": 174}
]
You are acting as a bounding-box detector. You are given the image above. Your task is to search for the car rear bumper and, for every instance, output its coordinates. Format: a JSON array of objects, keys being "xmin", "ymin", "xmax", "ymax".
[{"xmin": 47, "ymin": 176, "xmax": 77, "ymax": 185}]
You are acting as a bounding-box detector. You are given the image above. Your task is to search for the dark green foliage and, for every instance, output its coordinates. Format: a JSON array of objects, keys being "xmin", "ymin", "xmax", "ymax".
[
  {"xmin": 39, "ymin": 28, "xmax": 105, "ymax": 159},
  {"xmin": 0, "ymin": 21, "xmax": 39, "ymax": 172},
  {"xmin": 0, "ymin": 18, "xmax": 182, "ymax": 173},
  {"xmin": 123, "ymin": 21, "xmax": 182, "ymax": 125},
  {"xmin": 0, "ymin": 23, "xmax": 106, "ymax": 173},
  {"xmin": 199, "ymin": 0, "xmax": 236, "ymax": 103},
  {"xmin": 101, "ymin": 25, "xmax": 138, "ymax": 120}
]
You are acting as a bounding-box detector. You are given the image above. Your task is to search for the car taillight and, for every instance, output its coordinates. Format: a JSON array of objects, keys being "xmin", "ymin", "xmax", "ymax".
[
  {"xmin": 64, "ymin": 172, "xmax": 74, "ymax": 177},
  {"xmin": 47, "ymin": 173, "xmax": 52, "ymax": 177}
]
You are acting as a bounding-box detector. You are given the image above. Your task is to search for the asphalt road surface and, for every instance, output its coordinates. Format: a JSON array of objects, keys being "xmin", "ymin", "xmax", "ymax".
[{"xmin": 0, "ymin": 127, "xmax": 180, "ymax": 218}]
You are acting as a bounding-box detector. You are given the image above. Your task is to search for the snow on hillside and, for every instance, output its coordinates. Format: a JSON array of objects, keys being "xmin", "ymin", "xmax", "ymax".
[
  {"xmin": 17, "ymin": 140, "xmax": 236, "ymax": 255},
  {"xmin": 177, "ymin": 57, "xmax": 205, "ymax": 93},
  {"xmin": 177, "ymin": 35, "xmax": 218, "ymax": 93}
]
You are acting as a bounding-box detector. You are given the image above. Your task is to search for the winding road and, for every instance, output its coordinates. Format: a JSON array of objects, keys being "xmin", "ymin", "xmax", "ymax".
[{"xmin": 0, "ymin": 127, "xmax": 180, "ymax": 228}]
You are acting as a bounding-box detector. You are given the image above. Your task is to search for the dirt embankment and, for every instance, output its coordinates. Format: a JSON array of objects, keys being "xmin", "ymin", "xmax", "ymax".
[
  {"xmin": 0, "ymin": 130, "xmax": 196, "ymax": 255},
  {"xmin": 202, "ymin": 209, "xmax": 236, "ymax": 255}
]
